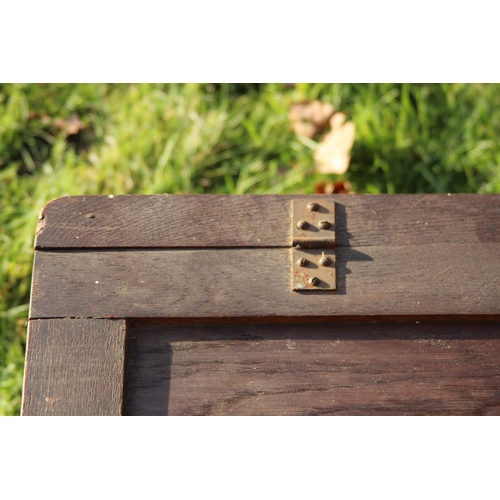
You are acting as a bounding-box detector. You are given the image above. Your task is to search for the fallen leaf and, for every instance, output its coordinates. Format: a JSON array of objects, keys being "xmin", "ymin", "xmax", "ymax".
[
  {"xmin": 314, "ymin": 112, "xmax": 355, "ymax": 174},
  {"xmin": 314, "ymin": 180, "xmax": 354, "ymax": 194},
  {"xmin": 27, "ymin": 112, "xmax": 85, "ymax": 137},
  {"xmin": 289, "ymin": 100, "xmax": 335, "ymax": 138},
  {"xmin": 64, "ymin": 114, "xmax": 86, "ymax": 136},
  {"xmin": 53, "ymin": 117, "xmax": 66, "ymax": 129},
  {"xmin": 52, "ymin": 114, "xmax": 86, "ymax": 136}
]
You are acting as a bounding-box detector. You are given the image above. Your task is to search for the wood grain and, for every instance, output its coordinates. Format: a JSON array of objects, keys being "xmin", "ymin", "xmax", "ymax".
[
  {"xmin": 21, "ymin": 318, "xmax": 127, "ymax": 416},
  {"xmin": 30, "ymin": 242, "xmax": 500, "ymax": 318},
  {"xmin": 27, "ymin": 195, "xmax": 500, "ymax": 416},
  {"xmin": 123, "ymin": 320, "xmax": 500, "ymax": 416},
  {"xmin": 35, "ymin": 194, "xmax": 500, "ymax": 249}
]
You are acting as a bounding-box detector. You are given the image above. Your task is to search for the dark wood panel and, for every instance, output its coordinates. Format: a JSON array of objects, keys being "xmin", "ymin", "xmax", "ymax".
[
  {"xmin": 35, "ymin": 194, "xmax": 500, "ymax": 249},
  {"xmin": 30, "ymin": 243, "xmax": 500, "ymax": 318},
  {"xmin": 35, "ymin": 194, "xmax": 290, "ymax": 249},
  {"xmin": 21, "ymin": 318, "xmax": 126, "ymax": 416},
  {"xmin": 123, "ymin": 321, "xmax": 500, "ymax": 416}
]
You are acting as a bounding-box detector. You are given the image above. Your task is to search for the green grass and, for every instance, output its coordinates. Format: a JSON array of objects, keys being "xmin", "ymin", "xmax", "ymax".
[{"xmin": 1, "ymin": 83, "xmax": 500, "ymax": 415}]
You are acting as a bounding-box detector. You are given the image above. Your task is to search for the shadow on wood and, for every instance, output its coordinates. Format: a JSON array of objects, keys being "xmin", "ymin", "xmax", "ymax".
[{"xmin": 124, "ymin": 333, "xmax": 172, "ymax": 416}]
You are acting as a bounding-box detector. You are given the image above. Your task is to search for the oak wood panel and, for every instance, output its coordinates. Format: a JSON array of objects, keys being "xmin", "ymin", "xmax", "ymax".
[
  {"xmin": 22, "ymin": 318, "xmax": 126, "ymax": 416},
  {"xmin": 35, "ymin": 194, "xmax": 500, "ymax": 249},
  {"xmin": 123, "ymin": 321, "xmax": 500, "ymax": 416},
  {"xmin": 30, "ymin": 243, "xmax": 500, "ymax": 318}
]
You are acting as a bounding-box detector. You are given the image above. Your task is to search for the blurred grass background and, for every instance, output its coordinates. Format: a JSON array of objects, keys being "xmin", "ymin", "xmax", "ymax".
[{"xmin": 1, "ymin": 82, "xmax": 500, "ymax": 415}]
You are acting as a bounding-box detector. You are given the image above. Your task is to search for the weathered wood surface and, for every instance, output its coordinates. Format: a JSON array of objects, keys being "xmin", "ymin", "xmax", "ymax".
[
  {"xmin": 22, "ymin": 318, "xmax": 126, "ymax": 416},
  {"xmin": 30, "ymin": 242, "xmax": 500, "ymax": 318},
  {"xmin": 35, "ymin": 194, "xmax": 500, "ymax": 249},
  {"xmin": 26, "ymin": 195, "xmax": 500, "ymax": 416},
  {"xmin": 123, "ymin": 320, "xmax": 500, "ymax": 416}
]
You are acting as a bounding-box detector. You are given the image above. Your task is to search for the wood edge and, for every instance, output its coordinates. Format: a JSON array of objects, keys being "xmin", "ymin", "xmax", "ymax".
[
  {"xmin": 125, "ymin": 314, "xmax": 500, "ymax": 326},
  {"xmin": 34, "ymin": 193, "xmax": 500, "ymax": 250},
  {"xmin": 29, "ymin": 241, "xmax": 500, "ymax": 319},
  {"xmin": 21, "ymin": 318, "xmax": 128, "ymax": 416},
  {"xmin": 25, "ymin": 315, "xmax": 500, "ymax": 325}
]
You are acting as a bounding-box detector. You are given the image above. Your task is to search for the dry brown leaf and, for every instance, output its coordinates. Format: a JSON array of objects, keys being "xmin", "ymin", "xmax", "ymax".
[
  {"xmin": 64, "ymin": 114, "xmax": 86, "ymax": 136},
  {"xmin": 53, "ymin": 117, "xmax": 66, "ymax": 129},
  {"xmin": 289, "ymin": 100, "xmax": 335, "ymax": 138},
  {"xmin": 51, "ymin": 114, "xmax": 86, "ymax": 136},
  {"xmin": 314, "ymin": 180, "xmax": 354, "ymax": 194},
  {"xmin": 314, "ymin": 112, "xmax": 355, "ymax": 174}
]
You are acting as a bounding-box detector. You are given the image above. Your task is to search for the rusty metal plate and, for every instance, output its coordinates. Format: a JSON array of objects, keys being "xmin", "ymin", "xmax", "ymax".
[
  {"xmin": 292, "ymin": 199, "xmax": 336, "ymax": 248},
  {"xmin": 291, "ymin": 199, "xmax": 336, "ymax": 291},
  {"xmin": 292, "ymin": 247, "xmax": 336, "ymax": 291}
]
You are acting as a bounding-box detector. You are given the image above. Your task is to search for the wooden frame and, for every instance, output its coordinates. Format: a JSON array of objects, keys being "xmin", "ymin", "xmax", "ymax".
[{"xmin": 22, "ymin": 194, "xmax": 500, "ymax": 415}]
